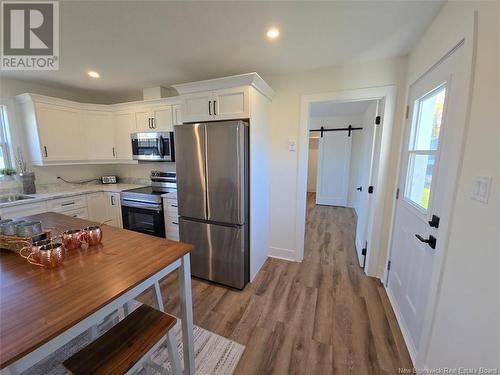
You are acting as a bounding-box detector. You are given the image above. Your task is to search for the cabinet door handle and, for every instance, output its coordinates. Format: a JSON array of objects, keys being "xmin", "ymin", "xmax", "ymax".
[
  {"xmin": 208, "ymin": 101, "xmax": 212, "ymax": 116},
  {"xmin": 152, "ymin": 118, "xmax": 156, "ymax": 129},
  {"xmin": 148, "ymin": 118, "xmax": 152, "ymax": 128},
  {"xmin": 172, "ymin": 204, "xmax": 178, "ymax": 207},
  {"xmin": 213, "ymin": 100, "xmax": 217, "ymax": 115},
  {"xmin": 172, "ymin": 221, "xmax": 178, "ymax": 225},
  {"xmin": 112, "ymin": 147, "xmax": 115, "ymax": 157},
  {"xmin": 43, "ymin": 146, "xmax": 48, "ymax": 157},
  {"xmin": 111, "ymin": 195, "xmax": 115, "ymax": 205}
]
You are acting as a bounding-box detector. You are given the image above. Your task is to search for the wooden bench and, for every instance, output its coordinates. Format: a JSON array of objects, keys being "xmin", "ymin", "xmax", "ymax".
[{"xmin": 63, "ymin": 304, "xmax": 182, "ymax": 375}]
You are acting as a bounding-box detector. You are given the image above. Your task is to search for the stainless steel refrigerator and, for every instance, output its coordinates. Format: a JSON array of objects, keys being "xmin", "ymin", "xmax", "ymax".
[{"xmin": 174, "ymin": 120, "xmax": 249, "ymax": 289}]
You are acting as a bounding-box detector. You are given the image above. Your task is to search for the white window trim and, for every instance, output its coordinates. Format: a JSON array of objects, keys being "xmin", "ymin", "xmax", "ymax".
[{"xmin": 0, "ymin": 104, "xmax": 13, "ymax": 169}]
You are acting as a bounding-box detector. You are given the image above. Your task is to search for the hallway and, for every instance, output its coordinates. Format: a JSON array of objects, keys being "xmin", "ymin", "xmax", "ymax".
[{"xmin": 139, "ymin": 193, "xmax": 412, "ymax": 374}]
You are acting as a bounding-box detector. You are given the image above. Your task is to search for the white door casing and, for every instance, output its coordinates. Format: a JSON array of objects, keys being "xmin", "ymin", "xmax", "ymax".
[
  {"xmin": 387, "ymin": 44, "xmax": 466, "ymax": 363},
  {"xmin": 316, "ymin": 130, "xmax": 352, "ymax": 206}
]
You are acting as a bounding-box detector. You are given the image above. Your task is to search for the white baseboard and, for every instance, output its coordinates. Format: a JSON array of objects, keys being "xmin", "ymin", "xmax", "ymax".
[{"xmin": 268, "ymin": 246, "xmax": 297, "ymax": 261}]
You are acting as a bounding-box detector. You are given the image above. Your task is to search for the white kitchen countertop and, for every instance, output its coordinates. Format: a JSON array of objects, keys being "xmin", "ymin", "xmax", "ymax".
[{"xmin": 0, "ymin": 184, "xmax": 146, "ymax": 209}]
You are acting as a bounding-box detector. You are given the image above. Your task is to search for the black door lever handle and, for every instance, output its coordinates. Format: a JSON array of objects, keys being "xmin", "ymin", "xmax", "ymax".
[
  {"xmin": 415, "ymin": 234, "xmax": 437, "ymax": 250},
  {"xmin": 356, "ymin": 186, "xmax": 362, "ymax": 192}
]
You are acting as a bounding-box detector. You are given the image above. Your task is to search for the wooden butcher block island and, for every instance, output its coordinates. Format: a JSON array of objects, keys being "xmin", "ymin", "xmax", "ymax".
[{"xmin": 0, "ymin": 212, "xmax": 195, "ymax": 374}]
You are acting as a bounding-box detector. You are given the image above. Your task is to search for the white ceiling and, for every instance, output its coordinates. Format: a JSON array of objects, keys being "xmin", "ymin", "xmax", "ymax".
[
  {"xmin": 0, "ymin": 1, "xmax": 444, "ymax": 100},
  {"xmin": 310, "ymin": 100, "xmax": 375, "ymax": 118}
]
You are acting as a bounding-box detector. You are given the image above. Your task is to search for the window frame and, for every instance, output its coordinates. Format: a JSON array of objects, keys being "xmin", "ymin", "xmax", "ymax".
[
  {"xmin": 403, "ymin": 83, "xmax": 447, "ymax": 213},
  {"xmin": 0, "ymin": 104, "xmax": 13, "ymax": 170}
]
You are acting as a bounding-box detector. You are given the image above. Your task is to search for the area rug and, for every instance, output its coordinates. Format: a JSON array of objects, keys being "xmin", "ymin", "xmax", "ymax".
[{"xmin": 22, "ymin": 303, "xmax": 245, "ymax": 375}]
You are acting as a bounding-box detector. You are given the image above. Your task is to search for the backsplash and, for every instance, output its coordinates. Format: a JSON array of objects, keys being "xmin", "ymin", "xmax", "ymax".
[{"xmin": 0, "ymin": 162, "xmax": 174, "ymax": 196}]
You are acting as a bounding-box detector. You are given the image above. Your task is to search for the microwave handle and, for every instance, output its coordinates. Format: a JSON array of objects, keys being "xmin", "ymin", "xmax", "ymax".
[{"xmin": 158, "ymin": 135, "xmax": 164, "ymax": 157}]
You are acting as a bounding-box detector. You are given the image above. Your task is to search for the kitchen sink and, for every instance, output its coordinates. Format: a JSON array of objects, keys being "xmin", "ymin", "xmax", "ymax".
[{"xmin": 0, "ymin": 194, "xmax": 35, "ymax": 203}]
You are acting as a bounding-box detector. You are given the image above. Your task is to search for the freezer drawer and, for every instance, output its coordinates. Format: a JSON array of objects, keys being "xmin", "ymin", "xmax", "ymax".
[{"xmin": 179, "ymin": 218, "xmax": 249, "ymax": 289}]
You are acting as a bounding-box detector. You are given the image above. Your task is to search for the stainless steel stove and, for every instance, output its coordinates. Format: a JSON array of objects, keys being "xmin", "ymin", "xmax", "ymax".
[{"xmin": 121, "ymin": 171, "xmax": 176, "ymax": 238}]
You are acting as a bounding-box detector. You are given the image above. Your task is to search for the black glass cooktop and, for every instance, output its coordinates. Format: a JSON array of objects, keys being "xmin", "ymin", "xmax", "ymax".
[{"xmin": 122, "ymin": 186, "xmax": 163, "ymax": 196}]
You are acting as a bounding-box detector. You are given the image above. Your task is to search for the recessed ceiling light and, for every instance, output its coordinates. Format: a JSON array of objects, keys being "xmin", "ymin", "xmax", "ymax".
[
  {"xmin": 266, "ymin": 28, "xmax": 280, "ymax": 40},
  {"xmin": 87, "ymin": 71, "xmax": 100, "ymax": 78}
]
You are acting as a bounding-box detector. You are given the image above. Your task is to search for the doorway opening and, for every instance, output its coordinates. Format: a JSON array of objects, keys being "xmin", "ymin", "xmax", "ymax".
[
  {"xmin": 296, "ymin": 86, "xmax": 397, "ymax": 277},
  {"xmin": 306, "ymin": 99, "xmax": 381, "ymax": 269}
]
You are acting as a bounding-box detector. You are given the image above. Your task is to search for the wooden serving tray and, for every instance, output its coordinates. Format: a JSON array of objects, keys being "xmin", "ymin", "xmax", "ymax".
[{"xmin": 0, "ymin": 231, "xmax": 51, "ymax": 253}]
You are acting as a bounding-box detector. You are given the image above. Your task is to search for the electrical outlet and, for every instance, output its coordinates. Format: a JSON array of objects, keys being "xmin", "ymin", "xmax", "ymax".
[
  {"xmin": 288, "ymin": 140, "xmax": 296, "ymax": 152},
  {"xmin": 471, "ymin": 176, "xmax": 492, "ymax": 203}
]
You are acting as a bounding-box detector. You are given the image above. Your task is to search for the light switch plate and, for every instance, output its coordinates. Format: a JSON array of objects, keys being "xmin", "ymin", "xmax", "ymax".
[
  {"xmin": 471, "ymin": 176, "xmax": 492, "ymax": 203},
  {"xmin": 288, "ymin": 140, "xmax": 296, "ymax": 152}
]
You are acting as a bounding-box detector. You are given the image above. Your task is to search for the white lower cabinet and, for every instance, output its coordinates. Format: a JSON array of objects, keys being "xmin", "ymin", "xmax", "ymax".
[
  {"xmin": 0, "ymin": 201, "xmax": 48, "ymax": 220},
  {"xmin": 86, "ymin": 192, "xmax": 109, "ymax": 223},
  {"xmin": 64, "ymin": 206, "xmax": 89, "ymax": 219},
  {"xmin": 87, "ymin": 192, "xmax": 122, "ymax": 228},
  {"xmin": 162, "ymin": 196, "xmax": 179, "ymax": 241},
  {"xmin": 105, "ymin": 192, "xmax": 123, "ymax": 228}
]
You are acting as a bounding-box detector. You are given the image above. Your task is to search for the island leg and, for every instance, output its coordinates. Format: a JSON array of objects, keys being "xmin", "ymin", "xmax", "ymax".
[{"xmin": 179, "ymin": 253, "xmax": 195, "ymax": 375}]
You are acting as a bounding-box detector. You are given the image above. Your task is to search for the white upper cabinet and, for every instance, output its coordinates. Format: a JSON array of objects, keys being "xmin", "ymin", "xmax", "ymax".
[
  {"xmin": 135, "ymin": 109, "xmax": 152, "ymax": 132},
  {"xmin": 135, "ymin": 105, "xmax": 175, "ymax": 132},
  {"xmin": 82, "ymin": 110, "xmax": 115, "ymax": 160},
  {"xmin": 172, "ymin": 71, "xmax": 281, "ymax": 124},
  {"xmin": 179, "ymin": 87, "xmax": 249, "ymax": 123},
  {"xmin": 181, "ymin": 92, "xmax": 213, "ymax": 123},
  {"xmin": 113, "ymin": 111, "xmax": 134, "ymax": 160},
  {"xmin": 212, "ymin": 86, "xmax": 249, "ymax": 121},
  {"xmin": 34, "ymin": 103, "xmax": 85, "ymax": 162},
  {"xmin": 173, "ymin": 104, "xmax": 182, "ymax": 125},
  {"xmin": 152, "ymin": 105, "xmax": 174, "ymax": 131}
]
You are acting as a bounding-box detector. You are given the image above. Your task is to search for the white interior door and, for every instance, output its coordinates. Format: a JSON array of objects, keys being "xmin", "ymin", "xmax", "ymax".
[
  {"xmin": 354, "ymin": 100, "xmax": 381, "ymax": 267},
  {"xmin": 387, "ymin": 45, "xmax": 465, "ymax": 360},
  {"xmin": 316, "ymin": 130, "xmax": 352, "ymax": 206}
]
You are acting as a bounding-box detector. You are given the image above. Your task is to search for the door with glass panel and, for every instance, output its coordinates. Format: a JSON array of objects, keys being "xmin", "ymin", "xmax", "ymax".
[{"xmin": 387, "ymin": 45, "xmax": 465, "ymax": 360}]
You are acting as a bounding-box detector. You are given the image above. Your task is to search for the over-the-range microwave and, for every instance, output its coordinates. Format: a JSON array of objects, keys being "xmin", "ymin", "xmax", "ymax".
[{"xmin": 131, "ymin": 131, "xmax": 175, "ymax": 162}]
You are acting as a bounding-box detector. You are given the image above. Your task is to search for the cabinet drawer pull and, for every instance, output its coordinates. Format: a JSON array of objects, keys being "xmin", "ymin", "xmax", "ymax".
[
  {"xmin": 172, "ymin": 221, "xmax": 178, "ymax": 225},
  {"xmin": 61, "ymin": 202, "xmax": 75, "ymax": 207},
  {"xmin": 43, "ymin": 146, "xmax": 48, "ymax": 157},
  {"xmin": 208, "ymin": 101, "xmax": 212, "ymax": 116},
  {"xmin": 213, "ymin": 100, "xmax": 217, "ymax": 115},
  {"xmin": 171, "ymin": 204, "xmax": 178, "ymax": 207}
]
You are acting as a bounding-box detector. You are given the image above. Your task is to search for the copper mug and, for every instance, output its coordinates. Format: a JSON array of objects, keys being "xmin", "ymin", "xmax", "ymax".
[
  {"xmin": 29, "ymin": 238, "xmax": 52, "ymax": 262},
  {"xmin": 31, "ymin": 242, "xmax": 66, "ymax": 268},
  {"xmin": 81, "ymin": 226, "xmax": 103, "ymax": 246},
  {"xmin": 62, "ymin": 229, "xmax": 84, "ymax": 250}
]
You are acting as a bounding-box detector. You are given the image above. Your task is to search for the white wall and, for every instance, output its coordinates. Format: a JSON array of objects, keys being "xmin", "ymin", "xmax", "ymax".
[
  {"xmin": 398, "ymin": 1, "xmax": 499, "ymax": 369},
  {"xmin": 263, "ymin": 57, "xmax": 408, "ymax": 261}
]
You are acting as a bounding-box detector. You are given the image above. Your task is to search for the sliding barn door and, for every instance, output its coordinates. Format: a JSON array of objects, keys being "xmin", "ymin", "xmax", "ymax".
[{"xmin": 316, "ymin": 131, "xmax": 352, "ymax": 206}]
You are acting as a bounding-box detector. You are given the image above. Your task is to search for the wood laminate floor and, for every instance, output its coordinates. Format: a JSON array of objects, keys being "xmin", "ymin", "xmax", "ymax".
[{"xmin": 138, "ymin": 193, "xmax": 412, "ymax": 374}]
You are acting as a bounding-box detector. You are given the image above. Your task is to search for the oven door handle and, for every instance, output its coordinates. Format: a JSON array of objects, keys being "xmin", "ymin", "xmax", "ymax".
[{"xmin": 121, "ymin": 199, "xmax": 162, "ymax": 211}]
